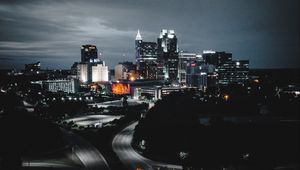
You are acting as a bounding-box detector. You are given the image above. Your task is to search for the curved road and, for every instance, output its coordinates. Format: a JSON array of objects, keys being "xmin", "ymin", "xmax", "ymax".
[
  {"xmin": 63, "ymin": 129, "xmax": 111, "ymax": 170},
  {"xmin": 22, "ymin": 129, "xmax": 110, "ymax": 170},
  {"xmin": 112, "ymin": 122, "xmax": 183, "ymax": 170}
]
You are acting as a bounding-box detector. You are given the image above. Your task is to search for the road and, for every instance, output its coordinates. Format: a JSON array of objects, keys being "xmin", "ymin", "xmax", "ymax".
[
  {"xmin": 112, "ymin": 122, "xmax": 183, "ymax": 170},
  {"xmin": 65, "ymin": 115, "xmax": 122, "ymax": 127},
  {"xmin": 22, "ymin": 129, "xmax": 110, "ymax": 170},
  {"xmin": 62, "ymin": 129, "xmax": 111, "ymax": 170},
  {"xmin": 89, "ymin": 99, "xmax": 142, "ymax": 108},
  {"xmin": 22, "ymin": 161, "xmax": 83, "ymax": 169}
]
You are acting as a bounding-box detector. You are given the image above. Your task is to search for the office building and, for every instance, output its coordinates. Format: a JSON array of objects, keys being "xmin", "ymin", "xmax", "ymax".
[
  {"xmin": 202, "ymin": 50, "xmax": 232, "ymax": 67},
  {"xmin": 135, "ymin": 30, "xmax": 158, "ymax": 79},
  {"xmin": 78, "ymin": 61, "xmax": 108, "ymax": 83},
  {"xmin": 186, "ymin": 62, "xmax": 217, "ymax": 90},
  {"xmin": 91, "ymin": 62, "xmax": 109, "ymax": 82},
  {"xmin": 78, "ymin": 63, "xmax": 89, "ymax": 83},
  {"xmin": 218, "ymin": 60, "xmax": 249, "ymax": 85},
  {"xmin": 32, "ymin": 78, "xmax": 80, "ymax": 93},
  {"xmin": 178, "ymin": 51, "xmax": 202, "ymax": 84},
  {"xmin": 157, "ymin": 29, "xmax": 179, "ymax": 82},
  {"xmin": 81, "ymin": 44, "xmax": 98, "ymax": 63},
  {"xmin": 115, "ymin": 64, "xmax": 127, "ymax": 80},
  {"xmin": 115, "ymin": 62, "xmax": 136, "ymax": 80},
  {"xmin": 77, "ymin": 45, "xmax": 109, "ymax": 83}
]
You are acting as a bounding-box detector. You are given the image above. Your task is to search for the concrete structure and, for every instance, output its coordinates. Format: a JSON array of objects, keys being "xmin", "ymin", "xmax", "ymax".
[
  {"xmin": 77, "ymin": 45, "xmax": 109, "ymax": 84},
  {"xmin": 78, "ymin": 63, "xmax": 89, "ymax": 83},
  {"xmin": 114, "ymin": 62, "xmax": 136, "ymax": 81},
  {"xmin": 115, "ymin": 64, "xmax": 127, "ymax": 80},
  {"xmin": 92, "ymin": 63, "xmax": 109, "ymax": 82},
  {"xmin": 78, "ymin": 62, "xmax": 108, "ymax": 83}
]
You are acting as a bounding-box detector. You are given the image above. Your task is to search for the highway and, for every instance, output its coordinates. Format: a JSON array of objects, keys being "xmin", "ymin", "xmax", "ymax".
[
  {"xmin": 21, "ymin": 129, "xmax": 110, "ymax": 170},
  {"xmin": 62, "ymin": 129, "xmax": 111, "ymax": 170},
  {"xmin": 89, "ymin": 99, "xmax": 142, "ymax": 108},
  {"xmin": 65, "ymin": 115, "xmax": 122, "ymax": 127},
  {"xmin": 112, "ymin": 122, "xmax": 183, "ymax": 170},
  {"xmin": 22, "ymin": 161, "xmax": 83, "ymax": 169}
]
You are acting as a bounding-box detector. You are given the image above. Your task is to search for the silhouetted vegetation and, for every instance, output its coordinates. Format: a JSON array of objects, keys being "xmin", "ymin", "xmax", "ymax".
[
  {"xmin": 0, "ymin": 93, "xmax": 66, "ymax": 170},
  {"xmin": 133, "ymin": 91, "xmax": 300, "ymax": 169}
]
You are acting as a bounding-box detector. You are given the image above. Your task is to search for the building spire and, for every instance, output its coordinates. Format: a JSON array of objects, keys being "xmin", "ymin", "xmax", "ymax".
[{"xmin": 135, "ymin": 29, "xmax": 142, "ymax": 41}]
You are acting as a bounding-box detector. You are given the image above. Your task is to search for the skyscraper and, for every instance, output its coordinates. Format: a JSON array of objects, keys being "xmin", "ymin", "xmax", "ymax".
[
  {"xmin": 202, "ymin": 50, "xmax": 249, "ymax": 86},
  {"xmin": 218, "ymin": 60, "xmax": 249, "ymax": 85},
  {"xmin": 77, "ymin": 45, "xmax": 108, "ymax": 83},
  {"xmin": 157, "ymin": 29, "xmax": 179, "ymax": 82},
  {"xmin": 178, "ymin": 51, "xmax": 202, "ymax": 84},
  {"xmin": 81, "ymin": 44, "xmax": 98, "ymax": 63},
  {"xmin": 135, "ymin": 30, "xmax": 158, "ymax": 79},
  {"xmin": 202, "ymin": 50, "xmax": 232, "ymax": 67}
]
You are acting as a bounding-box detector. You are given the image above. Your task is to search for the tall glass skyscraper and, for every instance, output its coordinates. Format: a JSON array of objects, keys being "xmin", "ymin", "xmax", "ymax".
[
  {"xmin": 135, "ymin": 30, "xmax": 158, "ymax": 79},
  {"xmin": 157, "ymin": 29, "xmax": 179, "ymax": 82}
]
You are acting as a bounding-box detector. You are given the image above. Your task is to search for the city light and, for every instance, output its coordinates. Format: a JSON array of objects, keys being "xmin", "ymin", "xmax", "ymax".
[
  {"xmin": 0, "ymin": 2, "xmax": 298, "ymax": 169},
  {"xmin": 224, "ymin": 94, "xmax": 229, "ymax": 101},
  {"xmin": 112, "ymin": 83, "xmax": 130, "ymax": 94}
]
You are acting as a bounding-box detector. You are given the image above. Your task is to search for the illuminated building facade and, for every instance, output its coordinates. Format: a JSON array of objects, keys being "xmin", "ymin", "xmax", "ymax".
[
  {"xmin": 78, "ymin": 63, "xmax": 89, "ymax": 83},
  {"xmin": 31, "ymin": 78, "xmax": 80, "ymax": 93},
  {"xmin": 178, "ymin": 51, "xmax": 202, "ymax": 84},
  {"xmin": 202, "ymin": 50, "xmax": 232, "ymax": 67},
  {"xmin": 112, "ymin": 82, "xmax": 131, "ymax": 94},
  {"xmin": 78, "ymin": 62, "xmax": 108, "ymax": 83},
  {"xmin": 201, "ymin": 50, "xmax": 249, "ymax": 86},
  {"xmin": 91, "ymin": 62, "xmax": 109, "ymax": 82},
  {"xmin": 77, "ymin": 45, "xmax": 109, "ymax": 83},
  {"xmin": 157, "ymin": 29, "xmax": 179, "ymax": 82},
  {"xmin": 135, "ymin": 30, "xmax": 158, "ymax": 79},
  {"xmin": 218, "ymin": 60, "xmax": 249, "ymax": 85},
  {"xmin": 114, "ymin": 62, "xmax": 136, "ymax": 80},
  {"xmin": 115, "ymin": 64, "xmax": 127, "ymax": 80},
  {"xmin": 186, "ymin": 62, "xmax": 217, "ymax": 90}
]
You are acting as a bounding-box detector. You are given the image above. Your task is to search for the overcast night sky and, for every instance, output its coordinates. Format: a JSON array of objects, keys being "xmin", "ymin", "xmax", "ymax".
[{"xmin": 0, "ymin": 0, "xmax": 299, "ymax": 70}]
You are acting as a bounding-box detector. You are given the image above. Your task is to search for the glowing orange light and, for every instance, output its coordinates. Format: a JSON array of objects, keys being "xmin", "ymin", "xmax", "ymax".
[
  {"xmin": 128, "ymin": 72, "xmax": 138, "ymax": 81},
  {"xmin": 129, "ymin": 76, "xmax": 136, "ymax": 81},
  {"xmin": 224, "ymin": 94, "xmax": 229, "ymax": 101},
  {"xmin": 112, "ymin": 83, "xmax": 130, "ymax": 94}
]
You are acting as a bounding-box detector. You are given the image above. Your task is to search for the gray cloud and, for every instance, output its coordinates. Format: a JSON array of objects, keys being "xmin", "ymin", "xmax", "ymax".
[{"xmin": 0, "ymin": 0, "xmax": 299, "ymax": 70}]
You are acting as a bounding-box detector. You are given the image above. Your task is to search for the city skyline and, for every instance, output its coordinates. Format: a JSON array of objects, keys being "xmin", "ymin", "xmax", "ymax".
[{"xmin": 0, "ymin": 0, "xmax": 299, "ymax": 70}]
